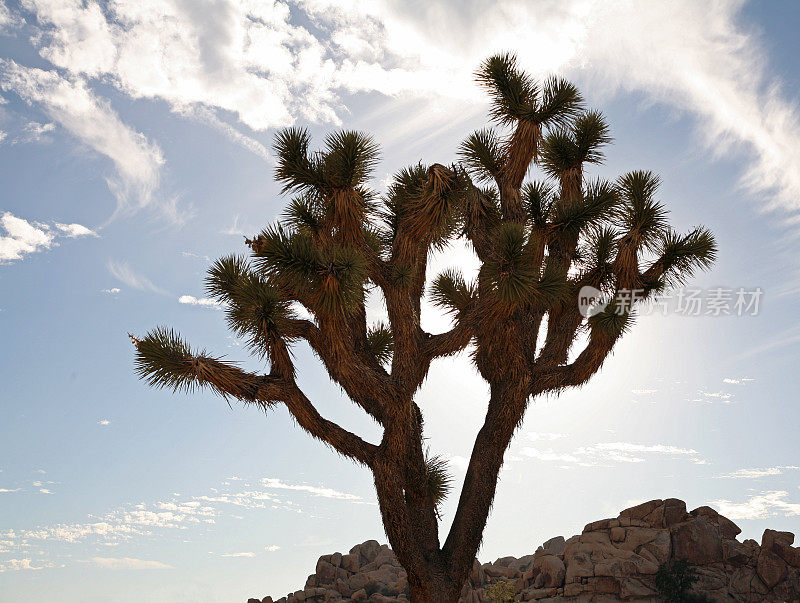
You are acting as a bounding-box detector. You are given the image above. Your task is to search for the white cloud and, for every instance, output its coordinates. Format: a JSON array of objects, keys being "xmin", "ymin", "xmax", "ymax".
[
  {"xmin": 100, "ymin": 288, "xmax": 120, "ymax": 295},
  {"xmin": 264, "ymin": 545, "xmax": 280, "ymax": 552},
  {"xmin": 178, "ymin": 295, "xmax": 223, "ymax": 309},
  {"xmin": 98, "ymin": 419, "xmax": 110, "ymax": 426},
  {"xmin": 0, "ymin": 60, "xmax": 171, "ymax": 221},
  {"xmin": 260, "ymin": 477, "xmax": 361, "ymax": 500},
  {"xmin": 0, "ymin": 212, "xmax": 54, "ymax": 261},
  {"xmin": 8, "ymin": 120, "xmax": 57, "ymax": 144},
  {"xmin": 220, "ymin": 552, "xmax": 255, "ymax": 558},
  {"xmin": 631, "ymin": 389, "xmax": 658, "ymax": 395},
  {"xmin": 0, "ymin": 1, "xmax": 21, "ymax": 32},
  {"xmin": 8, "ymin": 0, "xmax": 800, "ymax": 223},
  {"xmin": 0, "ymin": 558, "xmax": 47, "ymax": 572},
  {"xmin": 0, "ymin": 212, "xmax": 95, "ymax": 263},
  {"xmin": 522, "ymin": 441, "xmax": 704, "ymax": 466},
  {"xmin": 521, "ymin": 447, "xmax": 580, "ymax": 464},
  {"xmin": 38, "ymin": 488, "xmax": 52, "ymax": 494},
  {"xmin": 717, "ymin": 465, "xmax": 799, "ymax": 479},
  {"xmin": 55, "ymin": 222, "xmax": 96, "ymax": 238},
  {"xmin": 723, "ymin": 377, "xmax": 755, "ymax": 384},
  {"xmin": 693, "ymin": 391, "xmax": 734, "ymax": 404},
  {"xmin": 91, "ymin": 557, "xmax": 172, "ymax": 570},
  {"xmin": 712, "ymin": 491, "xmax": 800, "ymax": 520},
  {"xmin": 0, "ymin": 488, "xmax": 21, "ymax": 493},
  {"xmin": 107, "ymin": 260, "xmax": 164, "ymax": 294}
]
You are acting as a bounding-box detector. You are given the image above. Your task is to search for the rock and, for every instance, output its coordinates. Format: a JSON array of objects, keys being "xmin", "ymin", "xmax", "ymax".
[
  {"xmin": 672, "ymin": 517, "xmax": 723, "ymax": 564},
  {"xmin": 261, "ymin": 598, "xmax": 273, "ymax": 603},
  {"xmin": 348, "ymin": 572, "xmax": 372, "ymax": 592},
  {"xmin": 618, "ymin": 527, "xmax": 658, "ymax": 551},
  {"xmin": 583, "ymin": 518, "xmax": 615, "ymax": 533},
  {"xmin": 531, "ymin": 554, "xmax": 565, "ymax": 588},
  {"xmin": 248, "ymin": 599, "xmax": 262, "ymax": 603},
  {"xmin": 315, "ymin": 559, "xmax": 347, "ymax": 585},
  {"xmin": 775, "ymin": 541, "xmax": 800, "ymax": 567},
  {"xmin": 483, "ymin": 563, "xmax": 513, "ymax": 579},
  {"xmin": 722, "ymin": 539, "xmax": 752, "ymax": 564},
  {"xmin": 757, "ymin": 549, "xmax": 788, "ymax": 588},
  {"xmin": 564, "ymin": 551, "xmax": 593, "ymax": 583},
  {"xmin": 619, "ymin": 499, "xmax": 663, "ymax": 521},
  {"xmin": 620, "ymin": 577, "xmax": 657, "ymax": 599},
  {"xmin": 662, "ymin": 498, "xmax": 688, "ymax": 527},
  {"xmin": 542, "ymin": 535, "xmax": 565, "ymax": 555},
  {"xmin": 351, "ymin": 540, "xmax": 382, "ymax": 565},
  {"xmin": 762, "ymin": 529, "xmax": 794, "ymax": 550},
  {"xmin": 493, "ymin": 555, "xmax": 517, "ymax": 567},
  {"xmin": 341, "ymin": 553, "xmax": 360, "ymax": 573},
  {"xmin": 254, "ymin": 498, "xmax": 800, "ymax": 602}
]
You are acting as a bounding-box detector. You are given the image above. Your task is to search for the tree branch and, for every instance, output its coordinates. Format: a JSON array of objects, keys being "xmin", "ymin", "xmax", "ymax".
[
  {"xmin": 131, "ymin": 332, "xmax": 377, "ymax": 466},
  {"xmin": 285, "ymin": 385, "xmax": 378, "ymax": 467}
]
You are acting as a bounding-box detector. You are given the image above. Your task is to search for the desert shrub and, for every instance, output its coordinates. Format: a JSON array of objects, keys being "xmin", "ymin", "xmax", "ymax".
[
  {"xmin": 485, "ymin": 578, "xmax": 516, "ymax": 603},
  {"xmin": 655, "ymin": 560, "xmax": 711, "ymax": 602}
]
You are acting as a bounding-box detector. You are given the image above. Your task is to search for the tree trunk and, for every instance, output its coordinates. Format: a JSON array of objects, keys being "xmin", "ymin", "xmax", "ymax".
[{"xmin": 408, "ymin": 572, "xmax": 459, "ymax": 603}]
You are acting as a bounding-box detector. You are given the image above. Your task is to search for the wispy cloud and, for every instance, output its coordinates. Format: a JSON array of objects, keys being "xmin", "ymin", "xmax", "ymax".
[
  {"xmin": 522, "ymin": 441, "xmax": 704, "ymax": 466},
  {"xmin": 9, "ymin": 0, "xmax": 798, "ymax": 221},
  {"xmin": 713, "ymin": 491, "xmax": 800, "ymax": 520},
  {"xmin": 0, "ymin": 558, "xmax": 50, "ymax": 573},
  {"xmin": 220, "ymin": 552, "xmax": 255, "ymax": 558},
  {"xmin": 90, "ymin": 557, "xmax": 172, "ymax": 570},
  {"xmin": 691, "ymin": 391, "xmax": 734, "ymax": 404},
  {"xmin": 716, "ymin": 466, "xmax": 799, "ymax": 479},
  {"xmin": 100, "ymin": 288, "xmax": 120, "ymax": 295},
  {"xmin": 0, "ymin": 212, "xmax": 95, "ymax": 263},
  {"xmin": 260, "ymin": 478, "xmax": 362, "ymax": 501},
  {"xmin": 97, "ymin": 419, "xmax": 110, "ymax": 426},
  {"xmin": 107, "ymin": 260, "xmax": 164, "ymax": 294},
  {"xmin": 0, "ymin": 60, "xmax": 174, "ymax": 222}
]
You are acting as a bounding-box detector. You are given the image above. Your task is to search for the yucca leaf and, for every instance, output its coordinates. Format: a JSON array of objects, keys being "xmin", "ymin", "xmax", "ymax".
[
  {"xmin": 366, "ymin": 323, "xmax": 394, "ymax": 364},
  {"xmin": 458, "ymin": 128, "xmax": 504, "ymax": 182}
]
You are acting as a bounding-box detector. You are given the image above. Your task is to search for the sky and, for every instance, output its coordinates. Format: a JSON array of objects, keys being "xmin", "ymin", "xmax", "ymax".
[{"xmin": 1, "ymin": 0, "xmax": 799, "ymax": 601}]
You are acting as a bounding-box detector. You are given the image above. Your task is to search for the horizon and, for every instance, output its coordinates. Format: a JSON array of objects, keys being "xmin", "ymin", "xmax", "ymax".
[{"xmin": 1, "ymin": 1, "xmax": 800, "ymax": 601}]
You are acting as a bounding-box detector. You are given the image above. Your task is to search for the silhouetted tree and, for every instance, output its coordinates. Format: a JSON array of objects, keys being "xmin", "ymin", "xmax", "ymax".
[{"xmin": 132, "ymin": 53, "xmax": 716, "ymax": 602}]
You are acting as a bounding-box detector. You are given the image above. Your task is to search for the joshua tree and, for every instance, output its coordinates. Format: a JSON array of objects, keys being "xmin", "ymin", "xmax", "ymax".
[{"xmin": 131, "ymin": 54, "xmax": 716, "ymax": 602}]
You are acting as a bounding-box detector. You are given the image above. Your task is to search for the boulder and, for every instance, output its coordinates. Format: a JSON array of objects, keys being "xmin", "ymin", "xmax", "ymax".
[
  {"xmin": 757, "ymin": 549, "xmax": 788, "ymax": 588},
  {"xmin": 762, "ymin": 529, "xmax": 794, "ymax": 550},
  {"xmin": 341, "ymin": 553, "xmax": 360, "ymax": 573},
  {"xmin": 254, "ymin": 498, "xmax": 800, "ymax": 602},
  {"xmin": 619, "ymin": 499, "xmax": 663, "ymax": 521},
  {"xmin": 531, "ymin": 554, "xmax": 565, "ymax": 588},
  {"xmin": 542, "ymin": 535, "xmax": 565, "ymax": 555},
  {"xmin": 671, "ymin": 517, "xmax": 723, "ymax": 564}
]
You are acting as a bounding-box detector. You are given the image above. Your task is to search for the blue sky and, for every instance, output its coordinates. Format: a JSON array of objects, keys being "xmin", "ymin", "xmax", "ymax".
[{"xmin": 1, "ymin": 0, "xmax": 799, "ymax": 601}]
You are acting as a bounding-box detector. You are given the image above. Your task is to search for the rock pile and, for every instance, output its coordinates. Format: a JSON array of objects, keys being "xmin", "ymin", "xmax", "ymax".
[{"xmin": 250, "ymin": 498, "xmax": 800, "ymax": 602}]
